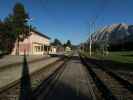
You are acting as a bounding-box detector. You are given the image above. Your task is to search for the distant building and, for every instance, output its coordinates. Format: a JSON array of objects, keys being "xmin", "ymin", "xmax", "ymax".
[
  {"xmin": 49, "ymin": 46, "xmax": 57, "ymax": 55},
  {"xmin": 11, "ymin": 30, "xmax": 50, "ymax": 55},
  {"xmin": 49, "ymin": 45, "xmax": 64, "ymax": 55},
  {"xmin": 65, "ymin": 46, "xmax": 71, "ymax": 52}
]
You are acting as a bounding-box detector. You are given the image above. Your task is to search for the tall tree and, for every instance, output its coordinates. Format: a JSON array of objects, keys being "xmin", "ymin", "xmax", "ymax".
[
  {"xmin": 66, "ymin": 40, "xmax": 72, "ymax": 47},
  {"xmin": 12, "ymin": 2, "xmax": 30, "ymax": 55}
]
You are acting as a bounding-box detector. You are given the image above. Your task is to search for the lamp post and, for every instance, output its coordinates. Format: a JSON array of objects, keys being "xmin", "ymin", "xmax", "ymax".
[{"xmin": 26, "ymin": 18, "xmax": 33, "ymax": 55}]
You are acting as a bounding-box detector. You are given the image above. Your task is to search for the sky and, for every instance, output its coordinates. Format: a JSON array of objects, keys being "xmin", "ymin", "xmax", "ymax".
[{"xmin": 0, "ymin": 0, "xmax": 133, "ymax": 45}]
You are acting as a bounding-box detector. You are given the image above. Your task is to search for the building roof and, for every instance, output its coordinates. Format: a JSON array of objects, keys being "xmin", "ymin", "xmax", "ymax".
[{"xmin": 32, "ymin": 30, "xmax": 51, "ymax": 40}]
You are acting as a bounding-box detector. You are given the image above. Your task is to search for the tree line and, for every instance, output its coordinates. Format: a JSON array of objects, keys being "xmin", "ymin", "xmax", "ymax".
[{"xmin": 51, "ymin": 38, "xmax": 72, "ymax": 48}]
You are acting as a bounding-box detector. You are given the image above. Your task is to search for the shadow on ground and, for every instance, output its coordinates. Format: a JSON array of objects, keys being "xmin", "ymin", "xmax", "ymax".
[
  {"xmin": 0, "ymin": 53, "xmax": 8, "ymax": 59},
  {"xmin": 44, "ymin": 81, "xmax": 90, "ymax": 100},
  {"xmin": 19, "ymin": 54, "xmax": 32, "ymax": 100},
  {"xmin": 33, "ymin": 55, "xmax": 91, "ymax": 100},
  {"xmin": 18, "ymin": 55, "xmax": 91, "ymax": 100},
  {"xmin": 85, "ymin": 57, "xmax": 133, "ymax": 71}
]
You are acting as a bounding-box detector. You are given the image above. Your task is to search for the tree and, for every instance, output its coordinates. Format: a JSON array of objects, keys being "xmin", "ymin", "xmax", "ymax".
[
  {"xmin": 0, "ymin": 18, "xmax": 15, "ymax": 54},
  {"xmin": 12, "ymin": 2, "xmax": 30, "ymax": 55},
  {"xmin": 66, "ymin": 40, "xmax": 71, "ymax": 47},
  {"xmin": 0, "ymin": 20, "xmax": 5, "ymax": 52},
  {"xmin": 63, "ymin": 43, "xmax": 67, "ymax": 48},
  {"xmin": 51, "ymin": 38, "xmax": 62, "ymax": 46},
  {"xmin": 0, "ymin": 3, "xmax": 33, "ymax": 55}
]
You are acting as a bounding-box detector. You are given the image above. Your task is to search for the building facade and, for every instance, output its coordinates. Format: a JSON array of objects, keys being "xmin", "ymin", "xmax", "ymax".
[{"xmin": 11, "ymin": 30, "xmax": 50, "ymax": 55}]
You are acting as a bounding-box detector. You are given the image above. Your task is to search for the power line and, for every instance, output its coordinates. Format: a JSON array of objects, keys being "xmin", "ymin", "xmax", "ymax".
[
  {"xmin": 88, "ymin": 0, "xmax": 109, "ymax": 56},
  {"xmin": 91, "ymin": 0, "xmax": 109, "ymax": 24}
]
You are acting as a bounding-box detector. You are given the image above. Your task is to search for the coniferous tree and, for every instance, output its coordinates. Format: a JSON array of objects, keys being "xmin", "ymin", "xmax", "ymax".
[
  {"xmin": 51, "ymin": 38, "xmax": 62, "ymax": 46},
  {"xmin": 0, "ymin": 3, "xmax": 33, "ymax": 55},
  {"xmin": 12, "ymin": 2, "xmax": 30, "ymax": 55},
  {"xmin": 66, "ymin": 40, "xmax": 72, "ymax": 47}
]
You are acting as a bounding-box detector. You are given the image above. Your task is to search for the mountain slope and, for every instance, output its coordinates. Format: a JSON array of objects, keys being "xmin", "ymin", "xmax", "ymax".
[
  {"xmin": 92, "ymin": 23, "xmax": 133, "ymax": 44},
  {"xmin": 91, "ymin": 23, "xmax": 133, "ymax": 50}
]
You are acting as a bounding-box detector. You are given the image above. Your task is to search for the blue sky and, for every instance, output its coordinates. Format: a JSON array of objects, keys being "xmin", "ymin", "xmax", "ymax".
[{"xmin": 0, "ymin": 0, "xmax": 133, "ymax": 44}]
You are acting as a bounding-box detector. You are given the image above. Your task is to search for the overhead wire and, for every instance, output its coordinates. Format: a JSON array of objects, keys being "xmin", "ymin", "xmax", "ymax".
[
  {"xmin": 88, "ymin": 0, "xmax": 109, "ymax": 37},
  {"xmin": 87, "ymin": 0, "xmax": 109, "ymax": 55}
]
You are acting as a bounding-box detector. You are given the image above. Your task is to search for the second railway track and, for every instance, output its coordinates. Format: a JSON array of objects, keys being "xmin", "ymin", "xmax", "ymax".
[{"xmin": 81, "ymin": 56, "xmax": 133, "ymax": 100}]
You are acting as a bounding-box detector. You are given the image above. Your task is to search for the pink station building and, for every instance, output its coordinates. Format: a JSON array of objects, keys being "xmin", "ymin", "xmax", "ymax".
[{"xmin": 11, "ymin": 30, "xmax": 51, "ymax": 55}]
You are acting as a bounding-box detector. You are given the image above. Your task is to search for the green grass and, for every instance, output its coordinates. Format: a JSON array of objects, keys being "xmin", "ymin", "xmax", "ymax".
[
  {"xmin": 81, "ymin": 51, "xmax": 133, "ymax": 64},
  {"xmin": 107, "ymin": 51, "xmax": 133, "ymax": 64},
  {"xmin": 80, "ymin": 51, "xmax": 133, "ymax": 71}
]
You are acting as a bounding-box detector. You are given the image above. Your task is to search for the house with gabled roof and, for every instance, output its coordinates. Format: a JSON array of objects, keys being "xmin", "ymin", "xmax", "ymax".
[{"xmin": 11, "ymin": 30, "xmax": 51, "ymax": 55}]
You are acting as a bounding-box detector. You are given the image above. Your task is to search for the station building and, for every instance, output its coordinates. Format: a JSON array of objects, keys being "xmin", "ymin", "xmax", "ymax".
[{"xmin": 11, "ymin": 30, "xmax": 51, "ymax": 55}]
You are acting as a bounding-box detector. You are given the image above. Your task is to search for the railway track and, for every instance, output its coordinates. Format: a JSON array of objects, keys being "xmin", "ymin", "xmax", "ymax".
[
  {"xmin": 37, "ymin": 55, "xmax": 96, "ymax": 100},
  {"xmin": 0, "ymin": 55, "xmax": 69, "ymax": 100},
  {"xmin": 81, "ymin": 56, "xmax": 133, "ymax": 100},
  {"xmin": 86, "ymin": 57, "xmax": 133, "ymax": 93},
  {"xmin": 81, "ymin": 57, "xmax": 117, "ymax": 100},
  {"xmin": 115, "ymin": 71, "xmax": 133, "ymax": 85},
  {"xmin": 32, "ymin": 56, "xmax": 69, "ymax": 100}
]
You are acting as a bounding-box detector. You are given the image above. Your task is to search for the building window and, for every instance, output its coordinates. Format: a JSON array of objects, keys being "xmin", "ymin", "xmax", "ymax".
[{"xmin": 34, "ymin": 46, "xmax": 41, "ymax": 52}]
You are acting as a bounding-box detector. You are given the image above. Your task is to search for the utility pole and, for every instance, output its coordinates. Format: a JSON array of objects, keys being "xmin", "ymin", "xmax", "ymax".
[
  {"xmin": 89, "ymin": 31, "xmax": 92, "ymax": 56},
  {"xmin": 89, "ymin": 21, "xmax": 95, "ymax": 56},
  {"xmin": 88, "ymin": 0, "xmax": 108, "ymax": 56},
  {"xmin": 89, "ymin": 22, "xmax": 91, "ymax": 56}
]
